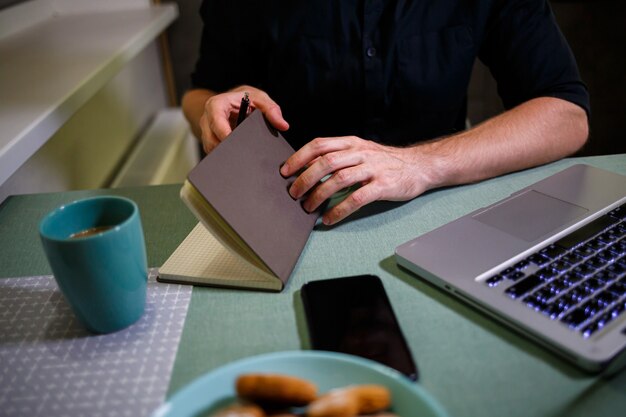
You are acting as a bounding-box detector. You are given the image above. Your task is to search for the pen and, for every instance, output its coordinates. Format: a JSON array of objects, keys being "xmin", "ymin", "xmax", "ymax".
[{"xmin": 236, "ymin": 92, "xmax": 250, "ymax": 126}]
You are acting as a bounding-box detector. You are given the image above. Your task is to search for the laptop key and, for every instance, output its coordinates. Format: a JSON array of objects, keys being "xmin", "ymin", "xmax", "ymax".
[
  {"xmin": 506, "ymin": 271, "xmax": 526, "ymax": 281},
  {"xmin": 609, "ymin": 302, "xmax": 625, "ymax": 319},
  {"xmin": 561, "ymin": 307, "xmax": 589, "ymax": 328},
  {"xmin": 605, "ymin": 262, "xmax": 625, "ymax": 277},
  {"xmin": 524, "ymin": 294, "xmax": 547, "ymax": 311},
  {"xmin": 534, "ymin": 288, "xmax": 554, "ymax": 303},
  {"xmin": 572, "ymin": 264, "xmax": 597, "ymax": 278},
  {"xmin": 597, "ymin": 249, "xmax": 617, "ymax": 263},
  {"xmin": 605, "ymin": 231, "xmax": 621, "ymax": 244},
  {"xmin": 595, "ymin": 312, "xmax": 615, "ymax": 329},
  {"xmin": 551, "ymin": 260, "xmax": 571, "ymax": 272},
  {"xmin": 608, "ymin": 205, "xmax": 626, "ymax": 220},
  {"xmin": 597, "ymin": 233, "xmax": 617, "ymax": 245},
  {"xmin": 566, "ymin": 288, "xmax": 588, "ymax": 304},
  {"xmin": 545, "ymin": 280, "xmax": 568, "ymax": 297},
  {"xmin": 552, "ymin": 292, "xmax": 576, "ymax": 312},
  {"xmin": 595, "ymin": 270, "xmax": 619, "ymax": 284},
  {"xmin": 486, "ymin": 275, "xmax": 504, "ymax": 287},
  {"xmin": 609, "ymin": 226, "xmax": 625, "ymax": 239},
  {"xmin": 543, "ymin": 303, "xmax": 567, "ymax": 319},
  {"xmin": 582, "ymin": 322, "xmax": 600, "ymax": 338},
  {"xmin": 575, "ymin": 246, "xmax": 596, "ymax": 258},
  {"xmin": 537, "ymin": 267, "xmax": 559, "ymax": 281},
  {"xmin": 527, "ymin": 254, "xmax": 550, "ymax": 266},
  {"xmin": 609, "ymin": 241, "xmax": 626, "ymax": 257},
  {"xmin": 587, "ymin": 255, "xmax": 608, "ymax": 269},
  {"xmin": 594, "ymin": 290, "xmax": 618, "ymax": 307},
  {"xmin": 607, "ymin": 281, "xmax": 626, "ymax": 296},
  {"xmin": 562, "ymin": 273, "xmax": 583, "ymax": 286},
  {"xmin": 582, "ymin": 278, "xmax": 604, "ymax": 295},
  {"xmin": 586, "ymin": 239, "xmax": 607, "ymax": 251},
  {"xmin": 562, "ymin": 253, "xmax": 585, "ymax": 266},
  {"xmin": 580, "ymin": 299, "xmax": 600, "ymax": 317},
  {"xmin": 540, "ymin": 245, "xmax": 568, "ymax": 260},
  {"xmin": 505, "ymin": 275, "xmax": 543, "ymax": 299},
  {"xmin": 513, "ymin": 260, "xmax": 530, "ymax": 271}
]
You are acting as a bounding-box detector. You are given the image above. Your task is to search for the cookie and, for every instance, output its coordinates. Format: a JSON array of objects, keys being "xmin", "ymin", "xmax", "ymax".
[{"xmin": 236, "ymin": 373, "xmax": 318, "ymax": 406}]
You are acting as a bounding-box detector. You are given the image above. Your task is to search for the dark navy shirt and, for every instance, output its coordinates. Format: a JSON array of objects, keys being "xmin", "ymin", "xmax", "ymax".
[{"xmin": 191, "ymin": 0, "xmax": 589, "ymax": 149}]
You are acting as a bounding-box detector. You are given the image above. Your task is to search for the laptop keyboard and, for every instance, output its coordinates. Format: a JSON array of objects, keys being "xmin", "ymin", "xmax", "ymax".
[{"xmin": 485, "ymin": 203, "xmax": 626, "ymax": 339}]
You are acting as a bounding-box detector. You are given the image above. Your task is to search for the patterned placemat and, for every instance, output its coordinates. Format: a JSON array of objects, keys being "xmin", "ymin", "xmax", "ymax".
[{"xmin": 0, "ymin": 269, "xmax": 192, "ymax": 417}]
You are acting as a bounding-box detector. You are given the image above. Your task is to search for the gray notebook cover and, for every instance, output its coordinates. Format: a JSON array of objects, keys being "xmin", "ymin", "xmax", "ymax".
[{"xmin": 187, "ymin": 110, "xmax": 319, "ymax": 286}]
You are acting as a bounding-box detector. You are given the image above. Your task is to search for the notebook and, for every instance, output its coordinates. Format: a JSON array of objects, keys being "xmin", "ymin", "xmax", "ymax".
[
  {"xmin": 158, "ymin": 110, "xmax": 319, "ymax": 291},
  {"xmin": 395, "ymin": 164, "xmax": 626, "ymax": 372}
]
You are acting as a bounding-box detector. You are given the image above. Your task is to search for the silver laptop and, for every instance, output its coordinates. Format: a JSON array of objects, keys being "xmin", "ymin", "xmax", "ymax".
[{"xmin": 395, "ymin": 164, "xmax": 626, "ymax": 372}]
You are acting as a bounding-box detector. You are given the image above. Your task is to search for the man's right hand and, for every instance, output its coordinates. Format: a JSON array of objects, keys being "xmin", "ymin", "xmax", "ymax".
[{"xmin": 183, "ymin": 86, "xmax": 289, "ymax": 154}]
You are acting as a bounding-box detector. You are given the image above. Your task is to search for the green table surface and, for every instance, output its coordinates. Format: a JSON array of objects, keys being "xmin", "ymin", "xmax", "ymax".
[{"xmin": 1, "ymin": 154, "xmax": 625, "ymax": 417}]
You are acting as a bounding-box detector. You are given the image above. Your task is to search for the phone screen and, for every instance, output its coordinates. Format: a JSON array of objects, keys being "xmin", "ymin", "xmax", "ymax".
[{"xmin": 301, "ymin": 275, "xmax": 418, "ymax": 381}]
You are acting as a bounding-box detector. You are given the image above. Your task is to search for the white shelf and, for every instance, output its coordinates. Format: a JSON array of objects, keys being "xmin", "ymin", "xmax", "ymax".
[
  {"xmin": 0, "ymin": 0, "xmax": 178, "ymax": 186},
  {"xmin": 111, "ymin": 108, "xmax": 198, "ymax": 188}
]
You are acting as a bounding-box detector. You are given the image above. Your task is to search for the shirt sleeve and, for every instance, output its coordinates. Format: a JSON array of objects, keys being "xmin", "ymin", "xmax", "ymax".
[
  {"xmin": 190, "ymin": 0, "xmax": 269, "ymax": 92},
  {"xmin": 479, "ymin": 0, "xmax": 590, "ymax": 116}
]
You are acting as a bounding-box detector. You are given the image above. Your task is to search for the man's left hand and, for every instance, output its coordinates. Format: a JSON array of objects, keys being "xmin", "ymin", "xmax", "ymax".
[{"xmin": 279, "ymin": 136, "xmax": 434, "ymax": 225}]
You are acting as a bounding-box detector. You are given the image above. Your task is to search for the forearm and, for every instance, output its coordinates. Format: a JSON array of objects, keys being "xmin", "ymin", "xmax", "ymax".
[
  {"xmin": 416, "ymin": 97, "xmax": 589, "ymax": 189},
  {"xmin": 181, "ymin": 88, "xmax": 217, "ymax": 139}
]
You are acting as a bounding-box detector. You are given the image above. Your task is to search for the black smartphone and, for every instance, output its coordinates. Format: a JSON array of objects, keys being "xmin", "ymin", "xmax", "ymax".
[{"xmin": 301, "ymin": 275, "xmax": 418, "ymax": 381}]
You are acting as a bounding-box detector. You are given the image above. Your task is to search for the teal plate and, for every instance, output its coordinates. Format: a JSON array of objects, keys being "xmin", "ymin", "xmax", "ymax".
[{"xmin": 152, "ymin": 351, "xmax": 448, "ymax": 417}]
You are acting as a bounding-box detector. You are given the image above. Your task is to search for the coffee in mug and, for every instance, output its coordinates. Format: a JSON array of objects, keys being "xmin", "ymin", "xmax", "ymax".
[{"xmin": 69, "ymin": 225, "xmax": 114, "ymax": 239}]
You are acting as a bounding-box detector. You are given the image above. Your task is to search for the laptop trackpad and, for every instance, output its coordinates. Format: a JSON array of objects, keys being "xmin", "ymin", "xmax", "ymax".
[{"xmin": 473, "ymin": 190, "xmax": 588, "ymax": 242}]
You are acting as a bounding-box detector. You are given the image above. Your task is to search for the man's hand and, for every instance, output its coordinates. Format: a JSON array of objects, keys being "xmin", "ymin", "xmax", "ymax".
[
  {"xmin": 189, "ymin": 86, "xmax": 289, "ymax": 153},
  {"xmin": 278, "ymin": 97, "xmax": 587, "ymax": 226},
  {"xmin": 279, "ymin": 136, "xmax": 436, "ymax": 225}
]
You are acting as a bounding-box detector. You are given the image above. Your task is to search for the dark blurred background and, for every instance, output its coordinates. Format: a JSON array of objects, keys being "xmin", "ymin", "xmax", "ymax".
[
  {"xmin": 3, "ymin": 0, "xmax": 624, "ymax": 156},
  {"xmin": 163, "ymin": 0, "xmax": 626, "ymax": 156},
  {"xmin": 465, "ymin": 0, "xmax": 626, "ymax": 156}
]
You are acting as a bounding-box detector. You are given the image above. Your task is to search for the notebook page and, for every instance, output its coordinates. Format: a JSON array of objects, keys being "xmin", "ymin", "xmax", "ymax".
[
  {"xmin": 180, "ymin": 180, "xmax": 273, "ymax": 275},
  {"xmin": 158, "ymin": 223, "xmax": 280, "ymax": 291}
]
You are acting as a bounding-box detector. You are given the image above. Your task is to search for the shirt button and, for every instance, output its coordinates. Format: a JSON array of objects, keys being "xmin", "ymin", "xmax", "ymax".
[{"xmin": 366, "ymin": 46, "xmax": 377, "ymax": 58}]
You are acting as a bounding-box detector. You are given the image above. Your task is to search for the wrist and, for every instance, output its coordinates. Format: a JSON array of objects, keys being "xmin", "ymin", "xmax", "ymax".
[
  {"xmin": 181, "ymin": 89, "xmax": 214, "ymax": 140},
  {"xmin": 407, "ymin": 138, "xmax": 457, "ymax": 191}
]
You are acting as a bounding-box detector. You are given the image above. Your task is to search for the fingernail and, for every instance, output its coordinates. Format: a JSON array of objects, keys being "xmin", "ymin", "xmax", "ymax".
[
  {"xmin": 304, "ymin": 201, "xmax": 316, "ymax": 213},
  {"xmin": 280, "ymin": 162, "xmax": 289, "ymax": 176},
  {"xmin": 322, "ymin": 216, "xmax": 332, "ymax": 226}
]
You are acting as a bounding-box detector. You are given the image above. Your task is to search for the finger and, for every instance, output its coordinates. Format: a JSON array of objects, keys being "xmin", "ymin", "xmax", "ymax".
[
  {"xmin": 199, "ymin": 114, "xmax": 221, "ymax": 153},
  {"xmin": 302, "ymin": 166, "xmax": 368, "ymax": 213},
  {"xmin": 201, "ymin": 132, "xmax": 220, "ymax": 154},
  {"xmin": 305, "ymin": 156, "xmax": 322, "ymax": 168},
  {"xmin": 203, "ymin": 138, "xmax": 219, "ymax": 154},
  {"xmin": 249, "ymin": 92, "xmax": 289, "ymax": 131},
  {"xmin": 281, "ymin": 137, "xmax": 352, "ymax": 178},
  {"xmin": 290, "ymin": 150, "xmax": 362, "ymax": 199},
  {"xmin": 322, "ymin": 185, "xmax": 380, "ymax": 225},
  {"xmin": 209, "ymin": 107, "xmax": 235, "ymax": 141}
]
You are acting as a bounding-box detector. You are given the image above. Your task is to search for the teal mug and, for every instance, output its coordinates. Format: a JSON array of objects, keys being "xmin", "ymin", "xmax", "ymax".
[{"xmin": 39, "ymin": 196, "xmax": 148, "ymax": 333}]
